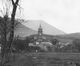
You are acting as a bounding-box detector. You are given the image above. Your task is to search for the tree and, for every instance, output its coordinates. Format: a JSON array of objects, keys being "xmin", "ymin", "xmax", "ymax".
[
  {"xmin": 25, "ymin": 37, "xmax": 31, "ymax": 45},
  {"xmin": 0, "ymin": 14, "xmax": 11, "ymax": 65},
  {"xmin": 0, "ymin": 0, "xmax": 20, "ymax": 65},
  {"xmin": 50, "ymin": 39, "xmax": 59, "ymax": 45},
  {"xmin": 72, "ymin": 39, "xmax": 80, "ymax": 52},
  {"xmin": 12, "ymin": 39, "xmax": 26, "ymax": 52},
  {"xmin": 8, "ymin": 0, "xmax": 20, "ymax": 53}
]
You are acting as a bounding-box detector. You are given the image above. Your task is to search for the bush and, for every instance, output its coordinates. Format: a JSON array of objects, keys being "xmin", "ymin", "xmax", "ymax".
[
  {"xmin": 50, "ymin": 39, "xmax": 59, "ymax": 45},
  {"xmin": 12, "ymin": 39, "xmax": 26, "ymax": 52}
]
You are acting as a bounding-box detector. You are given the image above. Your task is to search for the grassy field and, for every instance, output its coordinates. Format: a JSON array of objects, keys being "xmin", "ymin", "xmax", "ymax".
[{"xmin": 5, "ymin": 52, "xmax": 80, "ymax": 66}]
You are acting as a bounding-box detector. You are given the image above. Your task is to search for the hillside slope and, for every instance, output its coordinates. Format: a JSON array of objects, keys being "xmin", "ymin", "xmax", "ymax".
[
  {"xmin": 22, "ymin": 20, "xmax": 65, "ymax": 35},
  {"xmin": 58, "ymin": 33, "xmax": 80, "ymax": 39},
  {"xmin": 14, "ymin": 22, "xmax": 37, "ymax": 37}
]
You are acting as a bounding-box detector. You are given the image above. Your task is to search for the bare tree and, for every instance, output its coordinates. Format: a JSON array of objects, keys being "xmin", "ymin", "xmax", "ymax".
[{"xmin": 8, "ymin": 0, "xmax": 20, "ymax": 51}]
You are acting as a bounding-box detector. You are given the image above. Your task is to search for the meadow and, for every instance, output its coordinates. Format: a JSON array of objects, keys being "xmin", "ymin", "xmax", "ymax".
[{"xmin": 7, "ymin": 52, "xmax": 80, "ymax": 66}]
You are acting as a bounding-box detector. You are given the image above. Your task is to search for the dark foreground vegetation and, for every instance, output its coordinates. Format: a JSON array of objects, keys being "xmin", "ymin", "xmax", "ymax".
[
  {"xmin": 5, "ymin": 38, "xmax": 80, "ymax": 66},
  {"xmin": 1, "ymin": 33, "xmax": 80, "ymax": 66},
  {"xmin": 12, "ymin": 37, "xmax": 80, "ymax": 53}
]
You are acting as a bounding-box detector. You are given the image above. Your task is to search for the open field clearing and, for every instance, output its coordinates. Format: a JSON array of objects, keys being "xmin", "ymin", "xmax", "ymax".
[{"xmin": 5, "ymin": 52, "xmax": 80, "ymax": 66}]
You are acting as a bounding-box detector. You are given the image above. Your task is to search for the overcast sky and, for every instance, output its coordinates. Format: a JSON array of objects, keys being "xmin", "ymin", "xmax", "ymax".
[{"xmin": 0, "ymin": 0, "xmax": 80, "ymax": 33}]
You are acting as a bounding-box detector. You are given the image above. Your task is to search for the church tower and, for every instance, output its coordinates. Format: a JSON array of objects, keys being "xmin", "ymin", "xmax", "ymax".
[
  {"xmin": 38, "ymin": 24, "xmax": 43, "ymax": 36},
  {"xmin": 37, "ymin": 24, "xmax": 43, "ymax": 43}
]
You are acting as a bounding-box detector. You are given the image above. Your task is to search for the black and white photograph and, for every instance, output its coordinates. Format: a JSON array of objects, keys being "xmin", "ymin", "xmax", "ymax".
[{"xmin": 0, "ymin": 0, "xmax": 80, "ymax": 66}]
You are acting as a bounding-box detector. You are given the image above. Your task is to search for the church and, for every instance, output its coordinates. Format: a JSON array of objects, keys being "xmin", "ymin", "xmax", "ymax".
[
  {"xmin": 30, "ymin": 24, "xmax": 52, "ymax": 44},
  {"xmin": 29, "ymin": 24, "xmax": 53, "ymax": 51}
]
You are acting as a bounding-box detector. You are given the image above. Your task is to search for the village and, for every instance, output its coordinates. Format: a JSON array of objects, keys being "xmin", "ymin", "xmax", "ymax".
[{"xmin": 0, "ymin": 0, "xmax": 80, "ymax": 66}]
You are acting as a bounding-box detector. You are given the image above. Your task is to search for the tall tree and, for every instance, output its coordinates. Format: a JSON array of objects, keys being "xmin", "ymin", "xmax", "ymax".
[
  {"xmin": 8, "ymin": 0, "xmax": 19, "ymax": 53},
  {"xmin": 0, "ymin": 0, "xmax": 20, "ymax": 65},
  {"xmin": 0, "ymin": 14, "xmax": 9, "ymax": 65}
]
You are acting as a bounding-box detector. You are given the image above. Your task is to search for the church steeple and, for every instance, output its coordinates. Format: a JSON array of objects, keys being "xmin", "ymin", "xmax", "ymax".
[
  {"xmin": 37, "ymin": 24, "xmax": 43, "ymax": 43},
  {"xmin": 38, "ymin": 24, "xmax": 43, "ymax": 35}
]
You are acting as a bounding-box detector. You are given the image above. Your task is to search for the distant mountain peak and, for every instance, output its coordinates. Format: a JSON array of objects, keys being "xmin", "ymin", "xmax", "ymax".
[
  {"xmin": 15, "ymin": 19, "xmax": 65, "ymax": 37},
  {"xmin": 22, "ymin": 20, "xmax": 65, "ymax": 35}
]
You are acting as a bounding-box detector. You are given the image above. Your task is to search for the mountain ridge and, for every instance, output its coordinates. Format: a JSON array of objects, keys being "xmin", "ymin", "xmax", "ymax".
[
  {"xmin": 14, "ymin": 22, "xmax": 37, "ymax": 37},
  {"xmin": 14, "ymin": 19, "xmax": 65, "ymax": 37},
  {"xmin": 58, "ymin": 33, "xmax": 80, "ymax": 39},
  {"xmin": 21, "ymin": 20, "xmax": 65, "ymax": 35}
]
